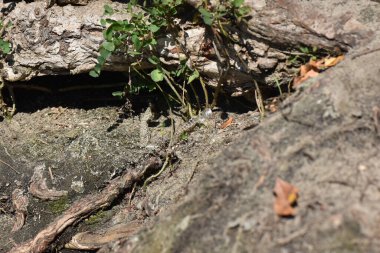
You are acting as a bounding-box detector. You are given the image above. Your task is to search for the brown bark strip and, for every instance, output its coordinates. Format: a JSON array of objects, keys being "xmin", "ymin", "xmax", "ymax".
[
  {"xmin": 11, "ymin": 189, "xmax": 29, "ymax": 233},
  {"xmin": 29, "ymin": 164, "xmax": 68, "ymax": 200},
  {"xmin": 8, "ymin": 158, "xmax": 161, "ymax": 253},
  {"xmin": 65, "ymin": 221, "xmax": 142, "ymax": 250}
]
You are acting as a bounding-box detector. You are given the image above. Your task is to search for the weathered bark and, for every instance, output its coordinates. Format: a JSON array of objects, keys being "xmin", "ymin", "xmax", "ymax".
[{"xmin": 1, "ymin": 0, "xmax": 374, "ymax": 96}]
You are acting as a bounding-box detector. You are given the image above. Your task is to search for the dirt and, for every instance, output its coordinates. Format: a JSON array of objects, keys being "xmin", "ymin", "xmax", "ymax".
[{"xmin": 0, "ymin": 86, "xmax": 263, "ymax": 252}]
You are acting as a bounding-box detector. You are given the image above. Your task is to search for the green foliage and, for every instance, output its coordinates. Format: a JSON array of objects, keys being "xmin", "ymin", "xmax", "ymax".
[
  {"xmin": 0, "ymin": 20, "xmax": 12, "ymax": 119},
  {"xmin": 0, "ymin": 21, "xmax": 11, "ymax": 54},
  {"xmin": 299, "ymin": 46, "xmax": 318, "ymax": 60},
  {"xmin": 90, "ymin": 0, "xmax": 251, "ymax": 116},
  {"xmin": 151, "ymin": 68, "xmax": 164, "ymax": 82},
  {"xmin": 198, "ymin": 0, "xmax": 250, "ymax": 26},
  {"xmin": 288, "ymin": 46, "xmax": 329, "ymax": 66},
  {"xmin": 0, "ymin": 39, "xmax": 10, "ymax": 54},
  {"xmin": 179, "ymin": 131, "xmax": 189, "ymax": 141}
]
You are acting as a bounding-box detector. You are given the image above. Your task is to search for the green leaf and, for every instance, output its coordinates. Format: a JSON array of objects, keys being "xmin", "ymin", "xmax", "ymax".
[
  {"xmin": 112, "ymin": 91, "xmax": 125, "ymax": 98},
  {"xmin": 105, "ymin": 18, "xmax": 116, "ymax": 24},
  {"xmin": 131, "ymin": 34, "xmax": 142, "ymax": 51},
  {"xmin": 100, "ymin": 48, "xmax": 111, "ymax": 59},
  {"xmin": 97, "ymin": 55, "xmax": 106, "ymax": 65},
  {"xmin": 300, "ymin": 47, "xmax": 309, "ymax": 54},
  {"xmin": 150, "ymin": 38, "xmax": 157, "ymax": 45},
  {"xmin": 104, "ymin": 5, "xmax": 114, "ymax": 15},
  {"xmin": 148, "ymin": 56, "xmax": 160, "ymax": 65},
  {"xmin": 237, "ymin": 6, "xmax": 250, "ymax": 16},
  {"xmin": 0, "ymin": 40, "xmax": 11, "ymax": 54},
  {"xmin": 204, "ymin": 16, "xmax": 213, "ymax": 26},
  {"xmin": 127, "ymin": 51, "xmax": 142, "ymax": 56},
  {"xmin": 151, "ymin": 68, "xmax": 164, "ymax": 82},
  {"xmin": 233, "ymin": 0, "xmax": 244, "ymax": 8},
  {"xmin": 89, "ymin": 69, "xmax": 100, "ymax": 77},
  {"xmin": 102, "ymin": 41, "xmax": 115, "ymax": 52},
  {"xmin": 148, "ymin": 24, "xmax": 160, "ymax": 33},
  {"xmin": 187, "ymin": 69, "xmax": 199, "ymax": 84},
  {"xmin": 198, "ymin": 7, "xmax": 214, "ymax": 26}
]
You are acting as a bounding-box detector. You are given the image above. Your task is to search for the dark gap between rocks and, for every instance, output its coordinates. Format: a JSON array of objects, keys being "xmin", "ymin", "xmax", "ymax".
[{"xmin": 1, "ymin": 72, "xmax": 129, "ymax": 112}]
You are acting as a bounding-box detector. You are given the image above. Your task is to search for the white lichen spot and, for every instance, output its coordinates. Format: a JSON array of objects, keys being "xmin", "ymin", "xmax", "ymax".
[{"xmin": 71, "ymin": 179, "xmax": 84, "ymax": 193}]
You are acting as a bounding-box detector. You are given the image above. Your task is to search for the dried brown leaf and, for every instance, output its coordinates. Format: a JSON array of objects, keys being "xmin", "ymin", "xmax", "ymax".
[
  {"xmin": 324, "ymin": 55, "xmax": 344, "ymax": 67},
  {"xmin": 220, "ymin": 117, "xmax": 234, "ymax": 129},
  {"xmin": 273, "ymin": 178, "xmax": 299, "ymax": 217},
  {"xmin": 293, "ymin": 69, "xmax": 319, "ymax": 88}
]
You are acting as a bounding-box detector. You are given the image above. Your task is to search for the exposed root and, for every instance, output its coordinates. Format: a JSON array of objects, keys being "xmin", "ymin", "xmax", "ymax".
[
  {"xmin": 29, "ymin": 164, "xmax": 68, "ymax": 200},
  {"xmin": 65, "ymin": 221, "xmax": 142, "ymax": 250},
  {"xmin": 11, "ymin": 189, "xmax": 29, "ymax": 233},
  {"xmin": 8, "ymin": 158, "xmax": 162, "ymax": 253}
]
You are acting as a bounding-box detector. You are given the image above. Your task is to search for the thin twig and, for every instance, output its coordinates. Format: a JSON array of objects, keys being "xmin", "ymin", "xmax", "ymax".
[
  {"xmin": 128, "ymin": 183, "xmax": 137, "ymax": 205},
  {"xmin": 276, "ymin": 226, "xmax": 308, "ymax": 245},
  {"xmin": 199, "ymin": 77, "xmax": 210, "ymax": 108},
  {"xmin": 0, "ymin": 158, "xmax": 20, "ymax": 174},
  {"xmin": 254, "ymin": 80, "xmax": 265, "ymax": 120},
  {"xmin": 186, "ymin": 161, "xmax": 199, "ymax": 185},
  {"xmin": 143, "ymin": 155, "xmax": 171, "ymax": 189}
]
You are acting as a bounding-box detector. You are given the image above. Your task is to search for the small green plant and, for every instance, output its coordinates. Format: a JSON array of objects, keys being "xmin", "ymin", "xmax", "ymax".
[
  {"xmin": 0, "ymin": 21, "xmax": 11, "ymax": 54},
  {"xmin": 299, "ymin": 46, "xmax": 318, "ymax": 60},
  {"xmin": 0, "ymin": 20, "xmax": 12, "ymax": 118},
  {"xmin": 90, "ymin": 0, "xmax": 251, "ymax": 118},
  {"xmin": 179, "ymin": 131, "xmax": 189, "ymax": 141},
  {"xmin": 90, "ymin": 1, "xmax": 204, "ymax": 116},
  {"xmin": 287, "ymin": 46, "xmax": 332, "ymax": 66},
  {"xmin": 198, "ymin": 0, "xmax": 250, "ymax": 27}
]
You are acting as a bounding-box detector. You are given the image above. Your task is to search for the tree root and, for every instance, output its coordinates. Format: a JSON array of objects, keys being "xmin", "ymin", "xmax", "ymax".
[{"xmin": 8, "ymin": 157, "xmax": 162, "ymax": 253}]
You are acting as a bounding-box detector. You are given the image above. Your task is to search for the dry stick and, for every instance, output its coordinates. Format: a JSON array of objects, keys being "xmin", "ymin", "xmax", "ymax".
[
  {"xmin": 210, "ymin": 27, "xmax": 230, "ymax": 109},
  {"xmin": 254, "ymin": 80, "xmax": 265, "ymax": 120},
  {"xmin": 0, "ymin": 158, "xmax": 20, "ymax": 175},
  {"xmin": 8, "ymin": 161, "xmax": 160, "ymax": 253},
  {"xmin": 143, "ymin": 155, "xmax": 170, "ymax": 189},
  {"xmin": 276, "ymin": 226, "xmax": 308, "ymax": 245}
]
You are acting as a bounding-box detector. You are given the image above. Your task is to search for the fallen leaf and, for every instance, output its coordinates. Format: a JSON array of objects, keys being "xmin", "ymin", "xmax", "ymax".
[
  {"xmin": 293, "ymin": 69, "xmax": 319, "ymax": 88},
  {"xmin": 220, "ymin": 117, "xmax": 233, "ymax": 129},
  {"xmin": 323, "ymin": 55, "xmax": 344, "ymax": 67},
  {"xmin": 309, "ymin": 59, "xmax": 325, "ymax": 69},
  {"xmin": 273, "ymin": 178, "xmax": 299, "ymax": 217},
  {"xmin": 299, "ymin": 63, "xmax": 312, "ymax": 76},
  {"xmin": 293, "ymin": 55, "xmax": 344, "ymax": 88}
]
